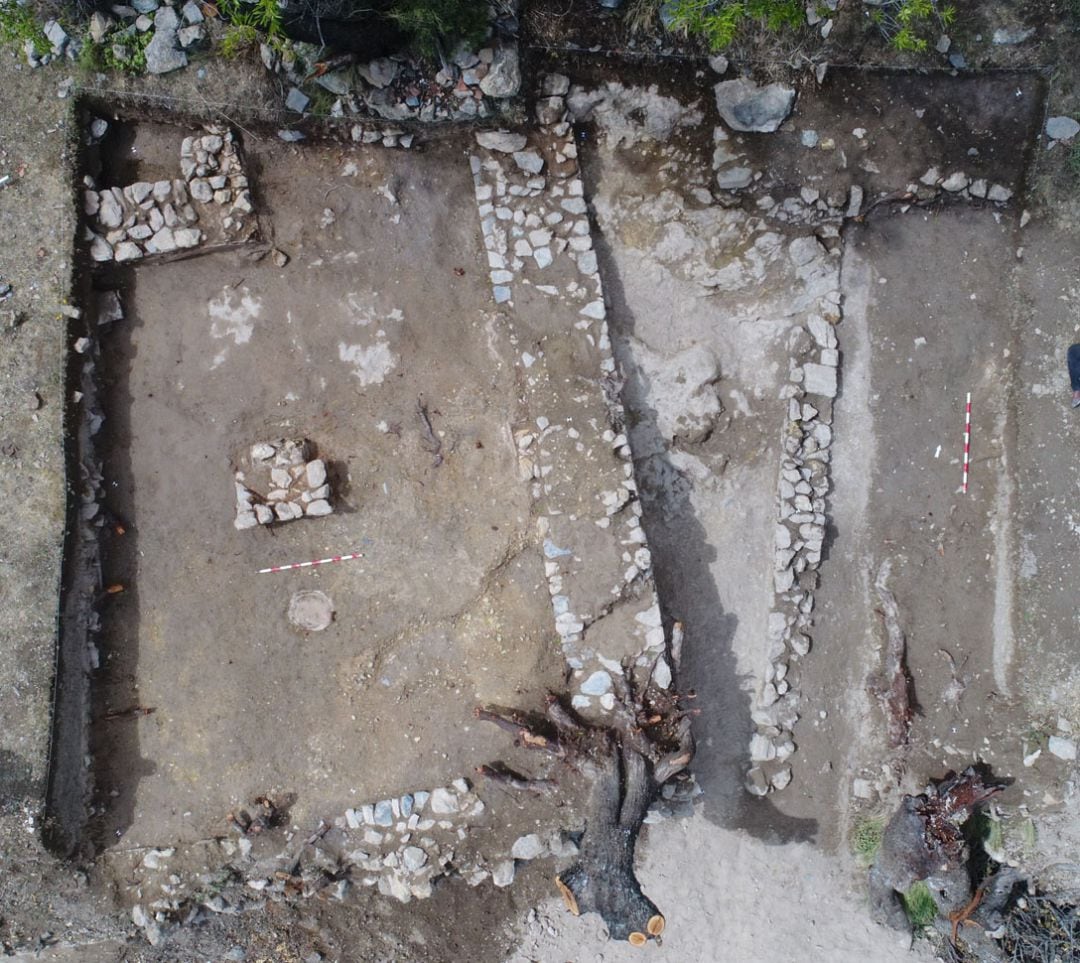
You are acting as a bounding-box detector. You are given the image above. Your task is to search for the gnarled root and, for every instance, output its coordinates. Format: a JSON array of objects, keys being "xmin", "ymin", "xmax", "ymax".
[{"xmin": 476, "ymin": 672, "xmax": 694, "ymax": 946}]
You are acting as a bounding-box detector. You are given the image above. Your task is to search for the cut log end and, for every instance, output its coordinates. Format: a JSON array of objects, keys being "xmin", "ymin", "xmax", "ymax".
[{"xmin": 479, "ymin": 689, "xmax": 693, "ymax": 945}]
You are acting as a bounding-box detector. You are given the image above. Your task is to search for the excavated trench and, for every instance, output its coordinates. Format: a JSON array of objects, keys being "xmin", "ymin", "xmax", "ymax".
[{"xmin": 39, "ymin": 56, "xmax": 1074, "ymax": 963}]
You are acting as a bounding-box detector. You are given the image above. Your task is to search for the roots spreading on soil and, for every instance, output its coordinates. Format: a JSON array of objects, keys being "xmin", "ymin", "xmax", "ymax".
[
  {"xmin": 1001, "ymin": 894, "xmax": 1080, "ymax": 963},
  {"xmin": 476, "ymin": 663, "xmax": 694, "ymax": 946},
  {"xmin": 871, "ymin": 559, "xmax": 915, "ymax": 749}
]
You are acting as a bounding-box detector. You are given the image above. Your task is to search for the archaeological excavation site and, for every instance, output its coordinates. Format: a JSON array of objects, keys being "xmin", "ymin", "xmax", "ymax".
[{"xmin": 2, "ymin": 0, "xmax": 1080, "ymax": 960}]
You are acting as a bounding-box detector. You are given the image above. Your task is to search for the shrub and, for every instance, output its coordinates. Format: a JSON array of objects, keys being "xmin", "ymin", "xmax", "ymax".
[
  {"xmin": 664, "ymin": 0, "xmax": 804, "ymax": 51},
  {"xmin": 100, "ymin": 27, "xmax": 152, "ymax": 74},
  {"xmin": 215, "ymin": 0, "xmax": 281, "ymax": 57},
  {"xmin": 219, "ymin": 21, "xmax": 260, "ymax": 58},
  {"xmin": 1070, "ymin": 140, "xmax": 1080, "ymax": 179},
  {"xmin": 386, "ymin": 0, "xmax": 489, "ymax": 57}
]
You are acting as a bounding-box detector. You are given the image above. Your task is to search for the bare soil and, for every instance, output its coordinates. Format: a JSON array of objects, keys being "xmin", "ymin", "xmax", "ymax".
[{"xmin": 82, "ymin": 124, "xmax": 564, "ymax": 849}]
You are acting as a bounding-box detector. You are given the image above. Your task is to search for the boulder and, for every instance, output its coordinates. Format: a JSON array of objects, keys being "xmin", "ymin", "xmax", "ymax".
[
  {"xmin": 715, "ymin": 166, "xmax": 753, "ymax": 190},
  {"xmin": 991, "ymin": 26, "xmax": 1034, "ymax": 44},
  {"xmin": 285, "ymin": 87, "xmax": 310, "ymax": 114},
  {"xmin": 479, "ymin": 44, "xmax": 520, "ymax": 98},
  {"xmin": 513, "ymin": 150, "xmax": 544, "ymax": 174},
  {"xmin": 714, "ymin": 78, "xmax": 795, "ymax": 133},
  {"xmin": 358, "ymin": 57, "xmax": 398, "ymax": 89},
  {"xmin": 1046, "ymin": 116, "xmax": 1080, "ymax": 141},
  {"xmin": 145, "ymin": 6, "xmax": 187, "ymax": 74}
]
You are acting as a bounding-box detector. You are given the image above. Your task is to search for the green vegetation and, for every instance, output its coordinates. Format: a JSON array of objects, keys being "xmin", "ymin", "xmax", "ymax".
[
  {"xmin": 868, "ymin": 0, "xmax": 956, "ymax": 53},
  {"xmin": 901, "ymin": 881, "xmax": 939, "ymax": 929},
  {"xmin": 75, "ymin": 31, "xmax": 103, "ymax": 72},
  {"xmin": 307, "ymin": 84, "xmax": 337, "ymax": 117},
  {"xmin": 0, "ymin": 0, "xmax": 47, "ymax": 51},
  {"xmin": 219, "ymin": 21, "xmax": 260, "ymax": 58},
  {"xmin": 851, "ymin": 816, "xmax": 885, "ymax": 866},
  {"xmin": 81, "ymin": 26, "xmax": 152, "ymax": 74},
  {"xmin": 387, "ymin": 0, "xmax": 489, "ymax": 57},
  {"xmin": 215, "ymin": 0, "xmax": 281, "ymax": 57},
  {"xmin": 101, "ymin": 27, "xmax": 152, "ymax": 75},
  {"xmin": 218, "ymin": 0, "xmax": 283, "ymax": 36},
  {"xmin": 664, "ymin": 0, "xmax": 804, "ymax": 50}
]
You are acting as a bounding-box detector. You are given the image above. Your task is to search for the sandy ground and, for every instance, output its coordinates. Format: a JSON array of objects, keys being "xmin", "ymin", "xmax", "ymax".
[{"xmin": 509, "ymin": 812, "xmax": 920, "ymax": 962}]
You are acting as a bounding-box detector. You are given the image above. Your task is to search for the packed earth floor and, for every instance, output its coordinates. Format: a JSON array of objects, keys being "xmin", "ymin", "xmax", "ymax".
[{"xmin": 2, "ymin": 17, "xmax": 1080, "ymax": 963}]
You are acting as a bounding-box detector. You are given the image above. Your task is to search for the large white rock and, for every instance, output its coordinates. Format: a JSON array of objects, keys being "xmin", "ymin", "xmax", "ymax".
[
  {"xmin": 714, "ymin": 78, "xmax": 796, "ymax": 133},
  {"xmin": 479, "ymin": 44, "xmax": 520, "ymax": 98},
  {"xmin": 1048, "ymin": 735, "xmax": 1077, "ymax": 761},
  {"xmin": 1046, "ymin": 116, "xmax": 1080, "ymax": 141},
  {"xmin": 287, "ymin": 590, "xmax": 334, "ymax": 631}
]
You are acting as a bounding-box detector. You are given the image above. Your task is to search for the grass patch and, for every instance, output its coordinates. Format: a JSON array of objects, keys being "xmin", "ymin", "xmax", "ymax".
[
  {"xmin": 625, "ymin": 0, "xmax": 662, "ymax": 36},
  {"xmin": 663, "ymin": 0, "xmax": 804, "ymax": 51},
  {"xmin": 851, "ymin": 815, "xmax": 885, "ymax": 866},
  {"xmin": 902, "ymin": 881, "xmax": 939, "ymax": 929},
  {"xmin": 218, "ymin": 21, "xmax": 259, "ymax": 58},
  {"xmin": 214, "ymin": 0, "xmax": 282, "ymax": 57},
  {"xmin": 0, "ymin": 0, "xmax": 47, "ymax": 51},
  {"xmin": 307, "ymin": 85, "xmax": 337, "ymax": 117},
  {"xmin": 868, "ymin": 0, "xmax": 956, "ymax": 53},
  {"xmin": 87, "ymin": 26, "xmax": 152, "ymax": 75},
  {"xmin": 1070, "ymin": 141, "xmax": 1080, "ymax": 179}
]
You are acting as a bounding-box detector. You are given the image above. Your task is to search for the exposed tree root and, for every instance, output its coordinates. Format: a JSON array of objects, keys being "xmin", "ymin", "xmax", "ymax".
[
  {"xmin": 872, "ymin": 559, "xmax": 916, "ymax": 749},
  {"xmin": 477, "ymin": 658, "xmax": 695, "ymax": 946},
  {"xmin": 869, "ymin": 767, "xmax": 1005, "ymax": 933}
]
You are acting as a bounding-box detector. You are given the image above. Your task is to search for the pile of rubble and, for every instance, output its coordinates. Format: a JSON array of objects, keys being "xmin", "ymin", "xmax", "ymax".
[
  {"xmin": 124, "ymin": 777, "xmax": 586, "ymax": 946},
  {"xmin": 179, "ymin": 127, "xmax": 255, "ymax": 236},
  {"xmin": 917, "ymin": 166, "xmax": 1013, "ymax": 203},
  {"xmin": 271, "ymin": 38, "xmax": 521, "ymax": 125},
  {"xmin": 234, "ymin": 439, "xmax": 332, "ymax": 529}
]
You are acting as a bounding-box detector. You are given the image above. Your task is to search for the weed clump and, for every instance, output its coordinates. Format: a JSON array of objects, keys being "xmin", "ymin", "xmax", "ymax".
[
  {"xmin": 868, "ymin": 0, "xmax": 956, "ymax": 53},
  {"xmin": 387, "ymin": 0, "xmax": 489, "ymax": 56},
  {"xmin": 901, "ymin": 881, "xmax": 938, "ymax": 929},
  {"xmin": 0, "ymin": 0, "xmax": 47, "ymax": 51},
  {"xmin": 663, "ymin": 0, "xmax": 803, "ymax": 50},
  {"xmin": 851, "ymin": 816, "xmax": 886, "ymax": 866}
]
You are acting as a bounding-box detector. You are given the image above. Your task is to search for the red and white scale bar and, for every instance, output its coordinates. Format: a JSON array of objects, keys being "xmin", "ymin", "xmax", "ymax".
[
  {"xmin": 962, "ymin": 392, "xmax": 972, "ymax": 494},
  {"xmin": 258, "ymin": 551, "xmax": 364, "ymax": 575}
]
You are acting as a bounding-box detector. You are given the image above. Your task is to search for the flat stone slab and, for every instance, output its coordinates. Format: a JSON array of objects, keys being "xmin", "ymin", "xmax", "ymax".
[{"xmin": 288, "ymin": 590, "xmax": 334, "ymax": 631}]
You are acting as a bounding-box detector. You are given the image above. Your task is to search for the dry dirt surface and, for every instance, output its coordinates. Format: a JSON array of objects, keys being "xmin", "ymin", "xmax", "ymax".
[{"xmin": 82, "ymin": 123, "xmax": 563, "ymax": 849}]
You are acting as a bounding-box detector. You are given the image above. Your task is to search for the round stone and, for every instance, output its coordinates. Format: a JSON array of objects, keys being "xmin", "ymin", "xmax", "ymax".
[{"xmin": 287, "ymin": 590, "xmax": 334, "ymax": 631}]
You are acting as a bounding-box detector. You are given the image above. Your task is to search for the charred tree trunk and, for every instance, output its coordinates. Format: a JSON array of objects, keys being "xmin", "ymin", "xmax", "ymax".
[
  {"xmin": 869, "ymin": 767, "xmax": 1005, "ymax": 935},
  {"xmin": 477, "ymin": 658, "xmax": 694, "ymax": 946}
]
